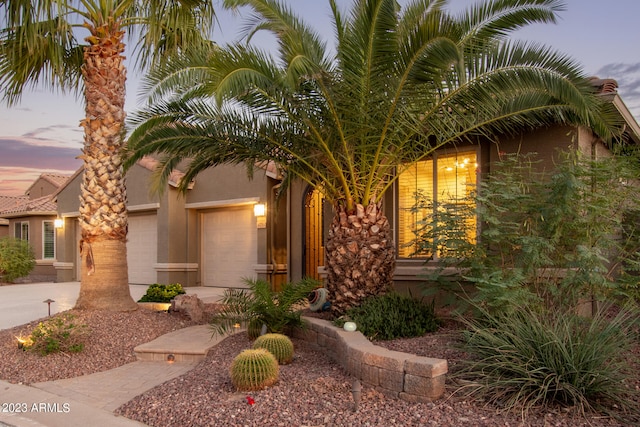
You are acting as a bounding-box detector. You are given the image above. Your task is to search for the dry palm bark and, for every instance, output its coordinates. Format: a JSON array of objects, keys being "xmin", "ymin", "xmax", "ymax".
[
  {"xmin": 75, "ymin": 18, "xmax": 137, "ymax": 311},
  {"xmin": 324, "ymin": 201, "xmax": 395, "ymax": 314}
]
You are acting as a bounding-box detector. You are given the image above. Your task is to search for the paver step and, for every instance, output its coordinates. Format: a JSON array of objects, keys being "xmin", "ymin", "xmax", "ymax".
[{"xmin": 134, "ymin": 324, "xmax": 224, "ymax": 363}]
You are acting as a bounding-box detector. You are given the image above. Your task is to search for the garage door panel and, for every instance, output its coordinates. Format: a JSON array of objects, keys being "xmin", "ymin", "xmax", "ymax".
[
  {"xmin": 203, "ymin": 207, "xmax": 256, "ymax": 288},
  {"xmin": 127, "ymin": 214, "xmax": 157, "ymax": 284}
]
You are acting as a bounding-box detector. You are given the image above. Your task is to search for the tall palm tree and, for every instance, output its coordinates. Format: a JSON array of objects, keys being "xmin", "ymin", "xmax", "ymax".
[
  {"xmin": 0, "ymin": 0, "xmax": 215, "ymax": 310},
  {"xmin": 125, "ymin": 0, "xmax": 619, "ymax": 313}
]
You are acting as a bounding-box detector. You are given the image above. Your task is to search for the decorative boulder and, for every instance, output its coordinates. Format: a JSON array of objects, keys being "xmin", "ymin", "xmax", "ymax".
[{"xmin": 172, "ymin": 294, "xmax": 205, "ymax": 322}]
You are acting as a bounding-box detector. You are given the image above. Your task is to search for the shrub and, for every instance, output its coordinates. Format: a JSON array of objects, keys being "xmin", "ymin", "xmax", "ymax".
[
  {"xmin": 0, "ymin": 237, "xmax": 35, "ymax": 282},
  {"xmin": 253, "ymin": 333, "xmax": 294, "ymax": 364},
  {"xmin": 456, "ymin": 306, "xmax": 639, "ymax": 418},
  {"xmin": 138, "ymin": 283, "xmax": 186, "ymax": 303},
  {"xmin": 210, "ymin": 277, "xmax": 320, "ymax": 337},
  {"xmin": 416, "ymin": 150, "xmax": 640, "ymax": 314},
  {"xmin": 340, "ymin": 292, "xmax": 439, "ymax": 340},
  {"xmin": 22, "ymin": 313, "xmax": 89, "ymax": 355},
  {"xmin": 230, "ymin": 348, "xmax": 279, "ymax": 391}
]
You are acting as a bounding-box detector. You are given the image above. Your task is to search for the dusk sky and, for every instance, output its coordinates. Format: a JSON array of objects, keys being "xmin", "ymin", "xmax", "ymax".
[{"xmin": 1, "ymin": 0, "xmax": 639, "ymax": 196}]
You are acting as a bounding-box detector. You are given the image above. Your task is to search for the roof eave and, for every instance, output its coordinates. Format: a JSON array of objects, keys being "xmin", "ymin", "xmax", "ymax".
[
  {"xmin": 0, "ymin": 210, "xmax": 58, "ymax": 219},
  {"xmin": 598, "ymin": 92, "xmax": 640, "ymax": 144}
]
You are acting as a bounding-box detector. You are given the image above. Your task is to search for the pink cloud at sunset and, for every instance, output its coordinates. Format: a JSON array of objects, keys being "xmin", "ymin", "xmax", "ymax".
[{"xmin": 0, "ymin": 139, "xmax": 82, "ymax": 196}]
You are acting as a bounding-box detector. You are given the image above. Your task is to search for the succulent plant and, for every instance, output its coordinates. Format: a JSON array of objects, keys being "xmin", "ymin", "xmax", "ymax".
[
  {"xmin": 230, "ymin": 348, "xmax": 279, "ymax": 391},
  {"xmin": 252, "ymin": 333, "xmax": 294, "ymax": 365}
]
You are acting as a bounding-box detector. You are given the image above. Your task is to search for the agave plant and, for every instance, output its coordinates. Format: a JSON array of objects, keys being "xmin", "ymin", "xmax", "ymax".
[{"xmin": 210, "ymin": 277, "xmax": 320, "ymax": 337}]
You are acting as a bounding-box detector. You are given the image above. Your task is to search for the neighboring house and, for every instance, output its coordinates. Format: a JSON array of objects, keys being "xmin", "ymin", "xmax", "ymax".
[
  {"xmin": 53, "ymin": 78, "xmax": 640, "ymax": 291},
  {"xmin": 0, "ymin": 174, "xmax": 71, "ymax": 282},
  {"xmin": 55, "ymin": 158, "xmax": 287, "ymax": 288}
]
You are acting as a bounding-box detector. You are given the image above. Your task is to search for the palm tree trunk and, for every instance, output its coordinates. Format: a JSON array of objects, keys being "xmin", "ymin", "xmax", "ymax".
[
  {"xmin": 74, "ymin": 19, "xmax": 137, "ymax": 311},
  {"xmin": 324, "ymin": 201, "xmax": 396, "ymax": 314}
]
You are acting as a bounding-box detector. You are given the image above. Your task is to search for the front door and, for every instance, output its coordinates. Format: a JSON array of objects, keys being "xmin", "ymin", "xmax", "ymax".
[{"xmin": 303, "ymin": 188, "xmax": 324, "ymax": 280}]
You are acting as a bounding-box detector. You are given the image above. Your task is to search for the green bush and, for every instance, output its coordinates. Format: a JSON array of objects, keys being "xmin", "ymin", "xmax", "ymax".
[
  {"xmin": 210, "ymin": 277, "xmax": 320, "ymax": 337},
  {"xmin": 22, "ymin": 313, "xmax": 89, "ymax": 356},
  {"xmin": 0, "ymin": 237, "xmax": 35, "ymax": 282},
  {"xmin": 456, "ymin": 306, "xmax": 639, "ymax": 418},
  {"xmin": 230, "ymin": 348, "xmax": 279, "ymax": 391},
  {"xmin": 416, "ymin": 150, "xmax": 640, "ymax": 314},
  {"xmin": 138, "ymin": 283, "xmax": 186, "ymax": 303},
  {"xmin": 339, "ymin": 292, "xmax": 439, "ymax": 340}
]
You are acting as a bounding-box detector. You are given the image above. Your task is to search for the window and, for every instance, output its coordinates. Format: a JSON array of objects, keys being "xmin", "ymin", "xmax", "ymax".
[
  {"xmin": 43, "ymin": 221, "xmax": 55, "ymax": 259},
  {"xmin": 397, "ymin": 150, "xmax": 478, "ymax": 258},
  {"xmin": 14, "ymin": 222, "xmax": 29, "ymax": 241}
]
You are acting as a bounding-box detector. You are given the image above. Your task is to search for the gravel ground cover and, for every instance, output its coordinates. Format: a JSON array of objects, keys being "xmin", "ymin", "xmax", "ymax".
[{"xmin": 0, "ymin": 304, "xmax": 638, "ymax": 426}]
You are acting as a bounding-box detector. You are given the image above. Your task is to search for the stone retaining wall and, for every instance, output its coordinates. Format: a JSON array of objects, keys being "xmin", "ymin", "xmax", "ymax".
[{"xmin": 295, "ymin": 317, "xmax": 447, "ymax": 402}]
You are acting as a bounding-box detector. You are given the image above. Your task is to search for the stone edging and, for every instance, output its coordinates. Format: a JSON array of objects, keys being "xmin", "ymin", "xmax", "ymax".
[{"xmin": 294, "ymin": 316, "xmax": 447, "ymax": 402}]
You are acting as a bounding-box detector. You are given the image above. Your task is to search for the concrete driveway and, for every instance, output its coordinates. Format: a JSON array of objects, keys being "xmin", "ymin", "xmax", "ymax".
[{"xmin": 0, "ymin": 282, "xmax": 226, "ymax": 330}]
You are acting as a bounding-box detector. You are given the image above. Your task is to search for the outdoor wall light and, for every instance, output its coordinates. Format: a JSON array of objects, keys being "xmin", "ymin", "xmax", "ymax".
[
  {"xmin": 254, "ymin": 203, "xmax": 266, "ymax": 229},
  {"xmin": 54, "ymin": 218, "xmax": 64, "ymax": 229},
  {"xmin": 253, "ymin": 203, "xmax": 266, "ymax": 217}
]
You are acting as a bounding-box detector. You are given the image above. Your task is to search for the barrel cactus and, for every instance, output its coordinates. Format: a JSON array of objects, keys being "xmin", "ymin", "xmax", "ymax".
[
  {"xmin": 253, "ymin": 333, "xmax": 294, "ymax": 365},
  {"xmin": 230, "ymin": 348, "xmax": 279, "ymax": 391}
]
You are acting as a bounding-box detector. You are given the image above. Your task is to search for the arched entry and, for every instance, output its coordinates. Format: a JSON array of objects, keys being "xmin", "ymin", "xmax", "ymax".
[{"xmin": 303, "ymin": 187, "xmax": 324, "ymax": 280}]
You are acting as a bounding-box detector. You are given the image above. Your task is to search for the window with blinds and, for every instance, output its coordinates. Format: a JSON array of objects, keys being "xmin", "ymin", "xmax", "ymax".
[
  {"xmin": 43, "ymin": 221, "xmax": 55, "ymax": 259},
  {"xmin": 15, "ymin": 222, "xmax": 29, "ymax": 241},
  {"xmin": 397, "ymin": 151, "xmax": 478, "ymax": 259}
]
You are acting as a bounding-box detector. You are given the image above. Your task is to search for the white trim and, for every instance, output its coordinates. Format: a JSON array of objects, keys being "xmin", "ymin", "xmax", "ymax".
[
  {"xmin": 186, "ymin": 197, "xmax": 260, "ymax": 210},
  {"xmin": 128, "ymin": 203, "xmax": 160, "ymax": 212},
  {"xmin": 53, "ymin": 262, "xmax": 74, "ymax": 270},
  {"xmin": 0, "ymin": 219, "xmax": 8, "ymax": 225},
  {"xmin": 153, "ymin": 263, "xmax": 199, "ymax": 272},
  {"xmin": 60, "ymin": 212, "xmax": 80, "ymax": 218},
  {"xmin": 35, "ymin": 259, "xmax": 54, "ymax": 266}
]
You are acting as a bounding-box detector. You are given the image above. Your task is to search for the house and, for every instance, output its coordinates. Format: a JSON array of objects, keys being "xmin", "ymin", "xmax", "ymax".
[
  {"xmin": 0, "ymin": 174, "xmax": 71, "ymax": 282},
  {"xmin": 54, "ymin": 158, "xmax": 288, "ymax": 288},
  {"xmin": 52, "ymin": 78, "xmax": 640, "ymax": 292}
]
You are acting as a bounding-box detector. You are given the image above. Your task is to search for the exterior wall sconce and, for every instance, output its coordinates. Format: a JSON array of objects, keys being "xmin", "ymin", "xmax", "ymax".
[
  {"xmin": 253, "ymin": 203, "xmax": 266, "ymax": 217},
  {"xmin": 254, "ymin": 203, "xmax": 266, "ymax": 229},
  {"xmin": 54, "ymin": 218, "xmax": 64, "ymax": 229}
]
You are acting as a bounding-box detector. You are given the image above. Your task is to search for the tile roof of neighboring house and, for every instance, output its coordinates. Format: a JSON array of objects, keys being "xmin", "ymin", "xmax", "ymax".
[
  {"xmin": 0, "ymin": 173, "xmax": 70, "ymax": 218},
  {"xmin": 137, "ymin": 156, "xmax": 193, "ymax": 189},
  {"xmin": 0, "ymin": 195, "xmax": 57, "ymax": 217},
  {"xmin": 0, "ymin": 195, "xmax": 29, "ymax": 212}
]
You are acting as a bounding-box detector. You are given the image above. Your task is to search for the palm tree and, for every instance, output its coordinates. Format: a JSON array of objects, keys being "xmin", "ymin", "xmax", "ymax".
[
  {"xmin": 125, "ymin": 0, "xmax": 619, "ymax": 314},
  {"xmin": 0, "ymin": 0, "xmax": 215, "ymax": 310}
]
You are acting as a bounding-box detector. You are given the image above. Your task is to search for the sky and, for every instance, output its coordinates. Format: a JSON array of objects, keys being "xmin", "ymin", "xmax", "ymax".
[{"xmin": 1, "ymin": 0, "xmax": 639, "ymax": 196}]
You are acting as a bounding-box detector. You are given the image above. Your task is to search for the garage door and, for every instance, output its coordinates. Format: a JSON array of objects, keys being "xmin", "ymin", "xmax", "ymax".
[
  {"xmin": 202, "ymin": 206, "xmax": 256, "ymax": 288},
  {"xmin": 127, "ymin": 214, "xmax": 158, "ymax": 284}
]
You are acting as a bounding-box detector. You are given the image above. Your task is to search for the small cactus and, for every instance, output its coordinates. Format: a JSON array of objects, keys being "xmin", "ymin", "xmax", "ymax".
[
  {"xmin": 230, "ymin": 349, "xmax": 279, "ymax": 391},
  {"xmin": 253, "ymin": 333, "xmax": 294, "ymax": 365}
]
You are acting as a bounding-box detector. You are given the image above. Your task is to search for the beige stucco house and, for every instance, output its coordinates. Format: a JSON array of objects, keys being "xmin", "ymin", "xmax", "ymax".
[
  {"xmin": 0, "ymin": 174, "xmax": 70, "ymax": 281},
  {"xmin": 50, "ymin": 78, "xmax": 640, "ymax": 291}
]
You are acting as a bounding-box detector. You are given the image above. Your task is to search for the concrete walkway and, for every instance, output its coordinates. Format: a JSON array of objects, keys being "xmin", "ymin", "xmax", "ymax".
[{"xmin": 0, "ymin": 282, "xmax": 231, "ymax": 427}]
